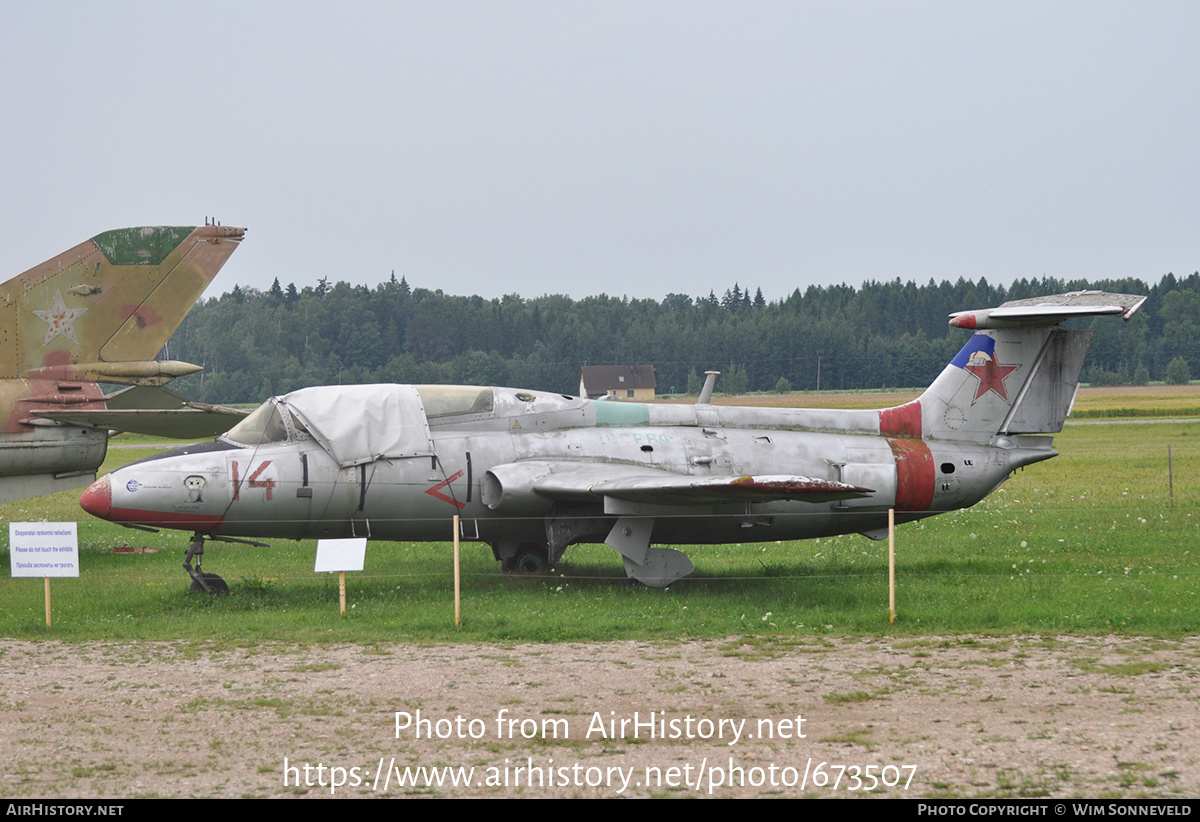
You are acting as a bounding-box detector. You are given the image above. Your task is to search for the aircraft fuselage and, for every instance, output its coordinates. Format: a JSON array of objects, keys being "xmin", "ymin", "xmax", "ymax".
[
  {"xmin": 82, "ymin": 388, "xmax": 1055, "ymax": 550},
  {"xmin": 0, "ymin": 377, "xmax": 109, "ymax": 501},
  {"xmin": 78, "ymin": 290, "xmax": 1145, "ymax": 589}
]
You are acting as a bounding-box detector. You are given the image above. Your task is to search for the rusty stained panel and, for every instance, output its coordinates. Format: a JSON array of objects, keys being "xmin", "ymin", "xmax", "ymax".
[
  {"xmin": 879, "ymin": 399, "xmax": 922, "ymax": 437},
  {"xmin": 886, "ymin": 436, "xmax": 935, "ymax": 511},
  {"xmin": 725, "ymin": 474, "xmax": 872, "ymax": 501}
]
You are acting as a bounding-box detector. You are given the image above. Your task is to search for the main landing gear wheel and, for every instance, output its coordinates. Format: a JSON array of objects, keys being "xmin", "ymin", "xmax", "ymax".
[
  {"xmin": 514, "ymin": 550, "xmax": 547, "ymax": 573},
  {"xmin": 498, "ymin": 542, "xmax": 551, "ymax": 573}
]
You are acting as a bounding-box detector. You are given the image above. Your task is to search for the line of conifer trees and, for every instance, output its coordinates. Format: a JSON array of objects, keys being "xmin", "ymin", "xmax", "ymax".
[{"xmin": 164, "ymin": 272, "xmax": 1199, "ymax": 404}]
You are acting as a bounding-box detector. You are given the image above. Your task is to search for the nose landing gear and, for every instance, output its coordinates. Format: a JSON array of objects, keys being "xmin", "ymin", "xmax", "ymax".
[{"xmin": 184, "ymin": 532, "xmax": 270, "ymax": 594}]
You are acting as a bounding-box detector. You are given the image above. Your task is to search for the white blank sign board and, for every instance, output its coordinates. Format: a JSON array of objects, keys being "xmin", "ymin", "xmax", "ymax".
[
  {"xmin": 314, "ymin": 538, "xmax": 367, "ymax": 573},
  {"xmin": 9, "ymin": 523, "xmax": 79, "ymax": 578}
]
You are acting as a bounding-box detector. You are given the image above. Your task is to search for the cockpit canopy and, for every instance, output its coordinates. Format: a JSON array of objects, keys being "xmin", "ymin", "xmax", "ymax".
[
  {"xmin": 223, "ymin": 384, "xmax": 475, "ymax": 467},
  {"xmin": 223, "ymin": 383, "xmax": 587, "ymax": 467},
  {"xmin": 224, "ymin": 400, "xmax": 291, "ymax": 446},
  {"xmin": 415, "ymin": 385, "xmax": 493, "ymax": 418}
]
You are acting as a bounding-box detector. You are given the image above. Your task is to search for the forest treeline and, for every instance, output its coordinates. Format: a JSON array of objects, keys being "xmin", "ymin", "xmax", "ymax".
[{"xmin": 165, "ymin": 272, "xmax": 1200, "ymax": 404}]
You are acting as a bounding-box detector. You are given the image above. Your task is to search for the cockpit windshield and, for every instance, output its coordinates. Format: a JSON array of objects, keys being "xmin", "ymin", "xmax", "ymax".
[
  {"xmin": 416, "ymin": 385, "xmax": 494, "ymax": 418},
  {"xmin": 225, "ymin": 400, "xmax": 289, "ymax": 445}
]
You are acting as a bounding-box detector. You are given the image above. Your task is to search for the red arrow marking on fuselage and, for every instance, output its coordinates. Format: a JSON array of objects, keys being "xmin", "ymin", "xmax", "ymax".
[{"xmin": 426, "ymin": 470, "xmax": 466, "ymax": 508}]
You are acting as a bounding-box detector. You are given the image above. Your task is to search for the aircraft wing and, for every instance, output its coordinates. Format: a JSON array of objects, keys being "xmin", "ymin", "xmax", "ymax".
[
  {"xmin": 482, "ymin": 460, "xmax": 872, "ymax": 510},
  {"xmin": 32, "ymin": 385, "xmax": 247, "ymax": 438}
]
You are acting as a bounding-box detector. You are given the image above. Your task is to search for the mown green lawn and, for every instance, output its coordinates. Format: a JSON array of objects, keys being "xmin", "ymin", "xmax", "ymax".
[{"xmin": 1, "ymin": 421, "xmax": 1196, "ymax": 642}]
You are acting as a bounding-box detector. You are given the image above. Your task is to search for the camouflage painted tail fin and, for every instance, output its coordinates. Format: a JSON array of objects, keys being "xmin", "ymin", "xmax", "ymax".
[
  {"xmin": 1, "ymin": 225, "xmax": 245, "ymax": 383},
  {"xmin": 880, "ymin": 291, "xmax": 1147, "ymax": 442}
]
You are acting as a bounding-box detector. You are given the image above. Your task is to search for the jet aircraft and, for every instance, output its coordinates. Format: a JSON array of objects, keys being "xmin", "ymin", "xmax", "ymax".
[
  {"xmin": 80, "ymin": 291, "xmax": 1144, "ymax": 592},
  {"xmin": 0, "ymin": 224, "xmax": 246, "ymax": 503}
]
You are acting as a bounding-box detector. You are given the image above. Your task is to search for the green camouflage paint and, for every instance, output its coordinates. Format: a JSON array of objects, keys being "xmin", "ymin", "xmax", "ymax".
[{"xmin": 91, "ymin": 226, "xmax": 194, "ymax": 266}]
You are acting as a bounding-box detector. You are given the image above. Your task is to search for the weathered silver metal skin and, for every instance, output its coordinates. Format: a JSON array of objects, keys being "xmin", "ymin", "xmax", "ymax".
[{"xmin": 81, "ymin": 291, "xmax": 1145, "ymax": 587}]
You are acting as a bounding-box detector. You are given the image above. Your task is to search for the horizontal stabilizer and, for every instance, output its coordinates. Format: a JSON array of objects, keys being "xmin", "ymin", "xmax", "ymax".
[
  {"xmin": 33, "ymin": 408, "xmax": 246, "ymax": 439},
  {"xmin": 949, "ymin": 291, "xmax": 1147, "ymax": 330},
  {"xmin": 33, "ymin": 385, "xmax": 247, "ymax": 438}
]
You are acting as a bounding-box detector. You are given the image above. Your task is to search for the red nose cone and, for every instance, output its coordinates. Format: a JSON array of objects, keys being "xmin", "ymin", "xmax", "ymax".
[{"xmin": 80, "ymin": 475, "xmax": 112, "ymax": 519}]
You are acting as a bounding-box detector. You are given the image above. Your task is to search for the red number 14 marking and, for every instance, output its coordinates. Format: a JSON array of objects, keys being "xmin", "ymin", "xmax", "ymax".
[{"xmin": 232, "ymin": 460, "xmax": 275, "ymax": 501}]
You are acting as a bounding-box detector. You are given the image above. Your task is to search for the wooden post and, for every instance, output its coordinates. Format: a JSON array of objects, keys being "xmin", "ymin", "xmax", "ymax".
[
  {"xmin": 339, "ymin": 571, "xmax": 346, "ymax": 616},
  {"xmin": 888, "ymin": 508, "xmax": 896, "ymax": 624},
  {"xmin": 44, "ymin": 578, "xmax": 52, "ymax": 629},
  {"xmin": 453, "ymin": 515, "xmax": 461, "ymax": 628},
  {"xmin": 1169, "ymin": 445, "xmax": 1174, "ymax": 509}
]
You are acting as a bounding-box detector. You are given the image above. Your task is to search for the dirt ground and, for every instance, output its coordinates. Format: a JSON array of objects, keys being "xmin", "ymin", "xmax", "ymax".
[{"xmin": 1, "ymin": 635, "xmax": 1196, "ymax": 799}]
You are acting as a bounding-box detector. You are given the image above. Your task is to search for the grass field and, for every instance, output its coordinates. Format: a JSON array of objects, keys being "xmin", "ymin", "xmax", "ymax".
[
  {"xmin": 664, "ymin": 383, "xmax": 1200, "ymax": 418},
  {"xmin": 1, "ymin": 394, "xmax": 1197, "ymax": 642}
]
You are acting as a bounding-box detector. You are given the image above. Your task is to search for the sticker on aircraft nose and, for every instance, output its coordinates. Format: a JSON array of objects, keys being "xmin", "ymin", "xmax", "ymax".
[
  {"xmin": 184, "ymin": 476, "xmax": 207, "ymax": 503},
  {"xmin": 124, "ymin": 478, "xmax": 171, "ymax": 493}
]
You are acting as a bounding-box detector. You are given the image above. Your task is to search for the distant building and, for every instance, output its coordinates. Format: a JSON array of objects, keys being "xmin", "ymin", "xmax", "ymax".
[{"xmin": 579, "ymin": 365, "xmax": 657, "ymax": 400}]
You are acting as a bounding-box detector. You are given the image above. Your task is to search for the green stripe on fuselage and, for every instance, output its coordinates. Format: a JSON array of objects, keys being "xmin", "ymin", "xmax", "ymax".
[{"xmin": 594, "ymin": 401, "xmax": 650, "ymax": 426}]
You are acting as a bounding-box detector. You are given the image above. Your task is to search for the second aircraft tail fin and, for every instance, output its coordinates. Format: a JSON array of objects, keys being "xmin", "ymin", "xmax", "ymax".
[{"xmin": 2, "ymin": 224, "xmax": 245, "ymax": 383}]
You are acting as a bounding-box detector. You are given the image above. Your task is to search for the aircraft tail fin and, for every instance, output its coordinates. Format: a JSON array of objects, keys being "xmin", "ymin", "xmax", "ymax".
[
  {"xmin": 880, "ymin": 291, "xmax": 1146, "ymax": 441},
  {"xmin": 2, "ymin": 225, "xmax": 245, "ymax": 382}
]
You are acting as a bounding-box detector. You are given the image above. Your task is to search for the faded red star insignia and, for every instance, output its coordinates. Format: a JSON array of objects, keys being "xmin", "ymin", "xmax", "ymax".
[
  {"xmin": 32, "ymin": 289, "xmax": 86, "ymax": 345},
  {"xmin": 965, "ymin": 357, "xmax": 1019, "ymax": 404}
]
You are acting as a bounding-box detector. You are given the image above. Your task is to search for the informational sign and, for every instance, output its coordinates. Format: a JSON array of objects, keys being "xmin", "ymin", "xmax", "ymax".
[
  {"xmin": 315, "ymin": 538, "xmax": 367, "ymax": 617},
  {"xmin": 314, "ymin": 538, "xmax": 367, "ymax": 573},
  {"xmin": 9, "ymin": 522, "xmax": 79, "ymax": 578}
]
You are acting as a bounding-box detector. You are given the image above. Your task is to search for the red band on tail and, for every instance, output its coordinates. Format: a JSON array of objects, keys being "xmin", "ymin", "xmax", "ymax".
[
  {"xmin": 887, "ymin": 437, "xmax": 934, "ymax": 511},
  {"xmin": 879, "ymin": 401, "xmax": 921, "ymax": 438}
]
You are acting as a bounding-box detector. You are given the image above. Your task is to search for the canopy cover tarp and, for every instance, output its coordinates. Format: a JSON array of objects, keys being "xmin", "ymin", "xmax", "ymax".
[{"xmin": 279, "ymin": 384, "xmax": 434, "ymax": 467}]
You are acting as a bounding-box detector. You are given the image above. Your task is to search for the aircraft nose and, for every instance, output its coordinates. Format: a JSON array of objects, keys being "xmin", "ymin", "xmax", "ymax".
[{"xmin": 80, "ymin": 475, "xmax": 112, "ymax": 519}]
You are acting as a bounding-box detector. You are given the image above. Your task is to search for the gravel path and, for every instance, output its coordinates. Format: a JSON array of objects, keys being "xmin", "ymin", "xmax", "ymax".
[{"xmin": 1, "ymin": 635, "xmax": 1196, "ymax": 798}]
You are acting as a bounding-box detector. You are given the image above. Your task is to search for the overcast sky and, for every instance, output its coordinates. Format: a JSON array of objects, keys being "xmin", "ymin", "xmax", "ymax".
[{"xmin": 2, "ymin": 2, "xmax": 1197, "ymax": 302}]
